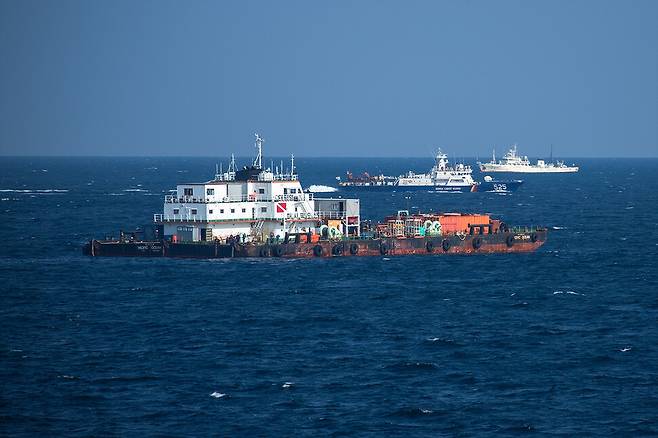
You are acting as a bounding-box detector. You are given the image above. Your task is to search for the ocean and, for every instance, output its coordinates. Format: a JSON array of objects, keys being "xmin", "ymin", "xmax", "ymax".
[{"xmin": 1, "ymin": 157, "xmax": 657, "ymax": 436}]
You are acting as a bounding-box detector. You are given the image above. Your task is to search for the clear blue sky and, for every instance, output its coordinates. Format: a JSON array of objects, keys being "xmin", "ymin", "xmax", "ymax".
[{"xmin": 0, "ymin": 0, "xmax": 656, "ymax": 157}]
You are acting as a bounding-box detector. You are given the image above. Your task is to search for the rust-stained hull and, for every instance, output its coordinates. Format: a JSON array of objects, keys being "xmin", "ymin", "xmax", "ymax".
[{"xmin": 83, "ymin": 229, "xmax": 547, "ymax": 259}]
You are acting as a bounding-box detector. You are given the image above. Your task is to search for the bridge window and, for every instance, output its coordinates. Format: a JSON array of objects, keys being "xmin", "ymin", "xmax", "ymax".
[
  {"xmin": 261, "ymin": 207, "xmax": 267, "ymax": 213},
  {"xmin": 206, "ymin": 188, "xmax": 214, "ymax": 196},
  {"xmin": 173, "ymin": 209, "xmax": 179, "ymax": 214},
  {"xmin": 242, "ymin": 208, "xmax": 246, "ymax": 213},
  {"xmin": 209, "ymin": 209, "xmax": 213, "ymax": 214},
  {"xmin": 258, "ymin": 188, "xmax": 265, "ymax": 194},
  {"xmin": 184, "ymin": 188, "xmax": 193, "ymax": 196},
  {"xmin": 220, "ymin": 209, "xmax": 224, "ymax": 214},
  {"xmin": 191, "ymin": 209, "xmax": 197, "ymax": 215},
  {"xmin": 230, "ymin": 208, "xmax": 235, "ymax": 213},
  {"xmin": 290, "ymin": 188, "xmax": 296, "ymax": 194}
]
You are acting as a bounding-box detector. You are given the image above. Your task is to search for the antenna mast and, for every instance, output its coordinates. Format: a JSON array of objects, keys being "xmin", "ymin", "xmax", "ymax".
[
  {"xmin": 253, "ymin": 133, "xmax": 264, "ymax": 169},
  {"xmin": 228, "ymin": 154, "xmax": 236, "ymax": 174}
]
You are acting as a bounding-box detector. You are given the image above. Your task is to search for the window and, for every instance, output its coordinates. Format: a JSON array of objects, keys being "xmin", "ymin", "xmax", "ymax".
[
  {"xmin": 209, "ymin": 209, "xmax": 213, "ymax": 214},
  {"xmin": 241, "ymin": 208, "xmax": 246, "ymax": 213},
  {"xmin": 191, "ymin": 209, "xmax": 197, "ymax": 215},
  {"xmin": 173, "ymin": 208, "xmax": 179, "ymax": 215},
  {"xmin": 290, "ymin": 188, "xmax": 296, "ymax": 194},
  {"xmin": 220, "ymin": 209, "xmax": 224, "ymax": 214},
  {"xmin": 284, "ymin": 188, "xmax": 288, "ymax": 194},
  {"xmin": 206, "ymin": 188, "xmax": 214, "ymax": 196},
  {"xmin": 261, "ymin": 207, "xmax": 267, "ymax": 213},
  {"xmin": 184, "ymin": 188, "xmax": 193, "ymax": 196},
  {"xmin": 258, "ymin": 188, "xmax": 265, "ymax": 194},
  {"xmin": 230, "ymin": 208, "xmax": 235, "ymax": 213}
]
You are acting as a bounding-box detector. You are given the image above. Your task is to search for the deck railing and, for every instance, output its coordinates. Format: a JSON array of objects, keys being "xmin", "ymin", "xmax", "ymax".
[{"xmin": 164, "ymin": 193, "xmax": 313, "ymax": 204}]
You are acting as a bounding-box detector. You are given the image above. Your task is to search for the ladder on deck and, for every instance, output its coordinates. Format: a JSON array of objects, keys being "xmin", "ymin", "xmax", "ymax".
[{"xmin": 252, "ymin": 220, "xmax": 265, "ymax": 241}]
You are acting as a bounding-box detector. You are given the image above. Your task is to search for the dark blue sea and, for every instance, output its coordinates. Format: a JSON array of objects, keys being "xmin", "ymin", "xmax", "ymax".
[{"xmin": 2, "ymin": 157, "xmax": 658, "ymax": 436}]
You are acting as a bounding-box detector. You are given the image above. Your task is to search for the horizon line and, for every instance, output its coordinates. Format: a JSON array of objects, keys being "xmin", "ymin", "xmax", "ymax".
[{"xmin": 1, "ymin": 154, "xmax": 658, "ymax": 159}]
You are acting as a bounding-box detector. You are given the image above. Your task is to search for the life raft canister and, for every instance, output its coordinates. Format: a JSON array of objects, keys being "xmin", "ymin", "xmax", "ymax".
[
  {"xmin": 505, "ymin": 234, "xmax": 515, "ymax": 247},
  {"xmin": 442, "ymin": 239, "xmax": 451, "ymax": 252},
  {"xmin": 349, "ymin": 243, "xmax": 359, "ymax": 255},
  {"xmin": 472, "ymin": 237, "xmax": 482, "ymax": 250},
  {"xmin": 380, "ymin": 242, "xmax": 388, "ymax": 255},
  {"xmin": 313, "ymin": 245, "xmax": 323, "ymax": 257},
  {"xmin": 426, "ymin": 241, "xmax": 434, "ymax": 253}
]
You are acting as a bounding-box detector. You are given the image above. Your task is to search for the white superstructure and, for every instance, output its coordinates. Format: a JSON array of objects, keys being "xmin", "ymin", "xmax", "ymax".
[
  {"xmin": 153, "ymin": 134, "xmax": 360, "ymax": 242},
  {"xmin": 478, "ymin": 145, "xmax": 579, "ymax": 173},
  {"xmin": 395, "ymin": 149, "xmax": 477, "ymax": 190}
]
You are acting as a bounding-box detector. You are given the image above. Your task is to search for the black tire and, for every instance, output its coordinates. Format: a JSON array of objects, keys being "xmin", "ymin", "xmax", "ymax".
[
  {"xmin": 472, "ymin": 237, "xmax": 482, "ymax": 250},
  {"xmin": 426, "ymin": 241, "xmax": 434, "ymax": 253},
  {"xmin": 442, "ymin": 239, "xmax": 451, "ymax": 252},
  {"xmin": 380, "ymin": 243, "xmax": 388, "ymax": 255},
  {"xmin": 530, "ymin": 232, "xmax": 538, "ymax": 243},
  {"xmin": 272, "ymin": 246, "xmax": 284, "ymax": 257},
  {"xmin": 349, "ymin": 243, "xmax": 359, "ymax": 255},
  {"xmin": 499, "ymin": 222, "xmax": 509, "ymax": 233},
  {"xmin": 313, "ymin": 245, "xmax": 323, "ymax": 257},
  {"xmin": 332, "ymin": 244, "xmax": 343, "ymax": 256},
  {"xmin": 505, "ymin": 234, "xmax": 515, "ymax": 247},
  {"xmin": 259, "ymin": 246, "xmax": 270, "ymax": 257}
]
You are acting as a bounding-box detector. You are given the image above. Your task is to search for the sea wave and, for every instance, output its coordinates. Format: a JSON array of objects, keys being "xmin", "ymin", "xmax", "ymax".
[
  {"xmin": 307, "ymin": 185, "xmax": 337, "ymax": 193},
  {"xmin": 0, "ymin": 189, "xmax": 68, "ymax": 193}
]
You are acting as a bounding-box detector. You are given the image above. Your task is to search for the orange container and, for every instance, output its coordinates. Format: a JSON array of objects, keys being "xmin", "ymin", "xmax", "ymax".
[{"xmin": 439, "ymin": 214, "xmax": 490, "ymax": 234}]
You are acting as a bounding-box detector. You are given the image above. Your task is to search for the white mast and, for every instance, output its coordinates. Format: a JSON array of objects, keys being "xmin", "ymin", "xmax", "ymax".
[
  {"xmin": 228, "ymin": 154, "xmax": 236, "ymax": 174},
  {"xmin": 253, "ymin": 133, "xmax": 264, "ymax": 169},
  {"xmin": 290, "ymin": 154, "xmax": 295, "ymax": 175}
]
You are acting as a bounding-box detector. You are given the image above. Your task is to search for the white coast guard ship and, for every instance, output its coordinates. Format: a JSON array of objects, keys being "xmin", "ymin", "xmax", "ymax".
[
  {"xmin": 153, "ymin": 134, "xmax": 360, "ymax": 243},
  {"xmin": 478, "ymin": 145, "xmax": 579, "ymax": 173},
  {"xmin": 395, "ymin": 149, "xmax": 478, "ymax": 192}
]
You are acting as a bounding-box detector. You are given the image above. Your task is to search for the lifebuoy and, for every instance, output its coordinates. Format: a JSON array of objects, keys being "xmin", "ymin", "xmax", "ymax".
[
  {"xmin": 332, "ymin": 244, "xmax": 343, "ymax": 256},
  {"xmin": 530, "ymin": 232, "xmax": 538, "ymax": 243},
  {"xmin": 380, "ymin": 242, "xmax": 388, "ymax": 255},
  {"xmin": 272, "ymin": 246, "xmax": 284, "ymax": 257},
  {"xmin": 313, "ymin": 245, "xmax": 323, "ymax": 257},
  {"xmin": 442, "ymin": 239, "xmax": 451, "ymax": 252},
  {"xmin": 472, "ymin": 237, "xmax": 482, "ymax": 250},
  {"xmin": 505, "ymin": 234, "xmax": 515, "ymax": 247},
  {"xmin": 259, "ymin": 246, "xmax": 270, "ymax": 257},
  {"xmin": 426, "ymin": 241, "xmax": 434, "ymax": 253},
  {"xmin": 349, "ymin": 243, "xmax": 359, "ymax": 255}
]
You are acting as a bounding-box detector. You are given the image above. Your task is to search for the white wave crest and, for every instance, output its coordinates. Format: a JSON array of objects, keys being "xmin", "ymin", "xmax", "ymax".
[
  {"xmin": 123, "ymin": 189, "xmax": 149, "ymax": 192},
  {"xmin": 210, "ymin": 392, "xmax": 226, "ymax": 398},
  {"xmin": 553, "ymin": 290, "xmax": 583, "ymax": 296},
  {"xmin": 307, "ymin": 185, "xmax": 337, "ymax": 193},
  {"xmin": 0, "ymin": 189, "xmax": 68, "ymax": 193}
]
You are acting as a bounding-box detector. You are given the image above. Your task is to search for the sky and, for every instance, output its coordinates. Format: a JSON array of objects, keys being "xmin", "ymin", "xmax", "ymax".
[{"xmin": 0, "ymin": 0, "xmax": 656, "ymax": 158}]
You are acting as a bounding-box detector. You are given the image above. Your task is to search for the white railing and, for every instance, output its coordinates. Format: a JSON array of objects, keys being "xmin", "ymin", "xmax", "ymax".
[
  {"xmin": 316, "ymin": 211, "xmax": 348, "ymax": 220},
  {"xmin": 258, "ymin": 173, "xmax": 298, "ymax": 181},
  {"xmin": 165, "ymin": 193, "xmax": 313, "ymax": 204},
  {"xmin": 285, "ymin": 212, "xmax": 318, "ymax": 219}
]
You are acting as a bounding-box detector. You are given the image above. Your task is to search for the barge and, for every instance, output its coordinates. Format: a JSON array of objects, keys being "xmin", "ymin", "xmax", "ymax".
[{"xmin": 83, "ymin": 134, "xmax": 547, "ymax": 259}]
